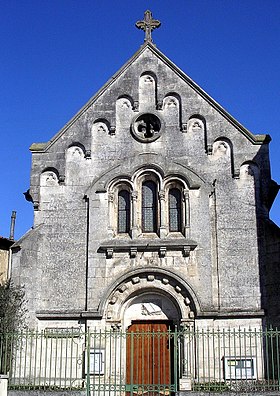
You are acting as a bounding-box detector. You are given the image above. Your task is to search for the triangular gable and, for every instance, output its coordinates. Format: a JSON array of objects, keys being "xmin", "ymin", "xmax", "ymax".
[{"xmin": 30, "ymin": 42, "xmax": 270, "ymax": 153}]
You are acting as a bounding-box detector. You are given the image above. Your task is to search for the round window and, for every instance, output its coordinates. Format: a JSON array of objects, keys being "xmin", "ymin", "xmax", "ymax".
[{"xmin": 131, "ymin": 113, "xmax": 162, "ymax": 142}]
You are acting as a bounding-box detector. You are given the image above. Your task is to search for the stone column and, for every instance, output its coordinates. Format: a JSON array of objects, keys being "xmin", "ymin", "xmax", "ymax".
[
  {"xmin": 159, "ymin": 190, "xmax": 167, "ymax": 238},
  {"xmin": 0, "ymin": 375, "xmax": 8, "ymax": 396},
  {"xmin": 183, "ymin": 189, "xmax": 190, "ymax": 238},
  {"xmin": 131, "ymin": 191, "xmax": 139, "ymax": 238},
  {"xmin": 179, "ymin": 323, "xmax": 193, "ymax": 391},
  {"xmin": 108, "ymin": 192, "xmax": 115, "ymax": 237}
]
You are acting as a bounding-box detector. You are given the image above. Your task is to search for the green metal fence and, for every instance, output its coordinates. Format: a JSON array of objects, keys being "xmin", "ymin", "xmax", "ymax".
[{"xmin": 1, "ymin": 327, "xmax": 280, "ymax": 394}]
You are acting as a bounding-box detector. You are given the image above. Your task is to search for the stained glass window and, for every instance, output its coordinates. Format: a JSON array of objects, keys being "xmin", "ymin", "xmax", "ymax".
[
  {"xmin": 118, "ymin": 190, "xmax": 130, "ymax": 233},
  {"xmin": 169, "ymin": 188, "xmax": 182, "ymax": 232},
  {"xmin": 142, "ymin": 181, "xmax": 157, "ymax": 232}
]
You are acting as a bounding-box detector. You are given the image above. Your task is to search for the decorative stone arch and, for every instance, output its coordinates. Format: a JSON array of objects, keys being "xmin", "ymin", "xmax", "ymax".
[
  {"xmin": 66, "ymin": 142, "xmax": 86, "ymax": 159},
  {"xmin": 188, "ymin": 114, "xmax": 206, "ymax": 131},
  {"xmin": 239, "ymin": 161, "xmax": 261, "ymax": 204},
  {"xmin": 40, "ymin": 167, "xmax": 60, "ymax": 187},
  {"xmin": 162, "ymin": 92, "xmax": 181, "ymax": 128},
  {"xmin": 212, "ymin": 136, "xmax": 235, "ymax": 177},
  {"xmin": 187, "ymin": 114, "xmax": 208, "ymax": 152},
  {"xmin": 85, "ymin": 161, "xmax": 203, "ymax": 239},
  {"xmin": 163, "ymin": 175, "xmax": 189, "ymax": 191},
  {"xmin": 131, "ymin": 167, "xmax": 163, "ymax": 236},
  {"xmin": 39, "ymin": 168, "xmax": 61, "ymax": 209},
  {"xmin": 132, "ymin": 167, "xmax": 163, "ymax": 190},
  {"xmin": 163, "ymin": 176, "xmax": 190, "ymax": 237},
  {"xmin": 117, "ymin": 94, "xmax": 134, "ymax": 108},
  {"xmin": 163, "ymin": 92, "xmax": 181, "ymax": 106},
  {"xmin": 139, "ymin": 71, "xmax": 157, "ymax": 110},
  {"xmin": 139, "ymin": 70, "xmax": 158, "ymax": 84},
  {"xmin": 92, "ymin": 118, "xmax": 115, "ymax": 136},
  {"xmin": 116, "ymin": 95, "xmax": 134, "ymax": 130},
  {"xmin": 240, "ymin": 160, "xmax": 259, "ymax": 179},
  {"xmin": 100, "ymin": 268, "xmax": 200, "ymax": 329},
  {"xmin": 107, "ymin": 177, "xmax": 134, "ymax": 237}
]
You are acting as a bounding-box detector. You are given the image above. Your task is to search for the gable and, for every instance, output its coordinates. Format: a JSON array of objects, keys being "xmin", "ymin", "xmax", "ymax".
[{"xmin": 30, "ymin": 42, "xmax": 269, "ymax": 155}]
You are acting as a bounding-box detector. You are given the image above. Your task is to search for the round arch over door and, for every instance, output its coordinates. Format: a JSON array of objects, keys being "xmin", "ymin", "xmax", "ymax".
[
  {"xmin": 123, "ymin": 291, "xmax": 181, "ymax": 329},
  {"xmin": 103, "ymin": 268, "xmax": 199, "ymax": 326}
]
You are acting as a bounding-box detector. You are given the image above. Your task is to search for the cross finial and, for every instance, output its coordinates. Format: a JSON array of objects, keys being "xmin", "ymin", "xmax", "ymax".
[{"xmin": 135, "ymin": 10, "xmax": 161, "ymax": 43}]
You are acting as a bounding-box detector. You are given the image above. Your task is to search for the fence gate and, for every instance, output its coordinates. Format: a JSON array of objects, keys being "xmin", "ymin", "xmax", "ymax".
[{"xmin": 86, "ymin": 323, "xmax": 177, "ymax": 396}]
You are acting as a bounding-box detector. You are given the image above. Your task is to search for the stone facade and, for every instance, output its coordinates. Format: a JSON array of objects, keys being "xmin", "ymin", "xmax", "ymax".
[{"xmin": 10, "ymin": 20, "xmax": 280, "ymax": 389}]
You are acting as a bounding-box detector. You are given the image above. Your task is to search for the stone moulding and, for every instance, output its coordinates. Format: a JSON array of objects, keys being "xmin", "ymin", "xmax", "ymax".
[{"xmin": 98, "ymin": 238, "xmax": 197, "ymax": 258}]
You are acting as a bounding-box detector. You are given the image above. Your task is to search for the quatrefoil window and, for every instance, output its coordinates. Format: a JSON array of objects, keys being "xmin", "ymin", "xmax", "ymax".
[{"xmin": 131, "ymin": 113, "xmax": 162, "ymax": 142}]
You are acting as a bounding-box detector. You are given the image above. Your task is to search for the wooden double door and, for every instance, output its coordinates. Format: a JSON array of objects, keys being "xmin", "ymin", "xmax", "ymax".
[{"xmin": 126, "ymin": 321, "xmax": 175, "ymax": 395}]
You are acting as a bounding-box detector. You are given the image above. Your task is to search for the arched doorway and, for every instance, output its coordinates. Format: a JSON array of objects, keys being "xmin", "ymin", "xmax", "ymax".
[
  {"xmin": 123, "ymin": 293, "xmax": 180, "ymax": 395},
  {"xmin": 102, "ymin": 270, "xmax": 198, "ymax": 394}
]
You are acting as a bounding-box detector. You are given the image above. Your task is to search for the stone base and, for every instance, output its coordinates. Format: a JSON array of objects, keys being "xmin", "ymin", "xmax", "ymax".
[
  {"xmin": 0, "ymin": 375, "xmax": 8, "ymax": 396},
  {"xmin": 179, "ymin": 375, "xmax": 192, "ymax": 391}
]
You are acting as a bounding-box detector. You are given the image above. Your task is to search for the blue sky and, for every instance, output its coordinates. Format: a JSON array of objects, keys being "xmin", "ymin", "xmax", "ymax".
[{"xmin": 1, "ymin": 0, "xmax": 280, "ymax": 239}]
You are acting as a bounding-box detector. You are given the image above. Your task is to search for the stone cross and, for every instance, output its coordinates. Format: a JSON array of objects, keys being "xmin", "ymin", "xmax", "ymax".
[{"xmin": 135, "ymin": 10, "xmax": 161, "ymax": 43}]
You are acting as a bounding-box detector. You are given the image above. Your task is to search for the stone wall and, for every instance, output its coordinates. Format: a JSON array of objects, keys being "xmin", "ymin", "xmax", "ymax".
[{"xmin": 263, "ymin": 219, "xmax": 280, "ymax": 326}]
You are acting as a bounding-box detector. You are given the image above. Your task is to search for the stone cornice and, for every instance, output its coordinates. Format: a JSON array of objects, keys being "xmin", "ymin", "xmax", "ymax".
[{"xmin": 98, "ymin": 237, "xmax": 197, "ymax": 258}]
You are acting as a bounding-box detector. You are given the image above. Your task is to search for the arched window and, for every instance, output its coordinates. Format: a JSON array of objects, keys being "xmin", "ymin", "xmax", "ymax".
[
  {"xmin": 169, "ymin": 188, "xmax": 182, "ymax": 232},
  {"xmin": 118, "ymin": 190, "xmax": 130, "ymax": 233},
  {"xmin": 142, "ymin": 181, "xmax": 157, "ymax": 232}
]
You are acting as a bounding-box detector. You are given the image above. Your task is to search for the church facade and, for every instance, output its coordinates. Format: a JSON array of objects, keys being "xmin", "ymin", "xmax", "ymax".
[{"xmin": 10, "ymin": 10, "xmax": 280, "ymax": 390}]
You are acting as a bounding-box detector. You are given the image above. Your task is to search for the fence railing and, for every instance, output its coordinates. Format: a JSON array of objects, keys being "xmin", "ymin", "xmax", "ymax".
[{"xmin": 1, "ymin": 327, "xmax": 280, "ymax": 393}]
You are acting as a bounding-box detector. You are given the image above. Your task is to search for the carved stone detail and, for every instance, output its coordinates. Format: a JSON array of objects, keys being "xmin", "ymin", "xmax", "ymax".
[
  {"xmin": 165, "ymin": 98, "xmax": 177, "ymax": 107},
  {"xmin": 133, "ymin": 100, "xmax": 139, "ymax": 111},
  {"xmin": 108, "ymin": 192, "xmax": 114, "ymax": 203},
  {"xmin": 110, "ymin": 296, "xmax": 117, "ymax": 304},
  {"xmin": 85, "ymin": 149, "xmax": 91, "ymax": 159},
  {"xmin": 207, "ymin": 144, "xmax": 213, "ymax": 155},
  {"xmin": 105, "ymin": 272, "xmax": 194, "ymax": 323},
  {"xmin": 106, "ymin": 248, "xmax": 113, "ymax": 259},
  {"xmin": 59, "ymin": 175, "xmax": 65, "ymax": 185},
  {"xmin": 41, "ymin": 171, "xmax": 58, "ymax": 186},
  {"xmin": 132, "ymin": 277, "xmax": 140, "ymax": 284},
  {"xmin": 183, "ymin": 246, "xmax": 191, "ymax": 257},
  {"xmin": 181, "ymin": 123, "xmax": 188, "ymax": 133},
  {"xmin": 159, "ymin": 247, "xmax": 166, "ymax": 258},
  {"xmin": 185, "ymin": 297, "xmax": 191, "ymax": 305},
  {"xmin": 130, "ymin": 247, "xmax": 137, "ymax": 258},
  {"xmin": 156, "ymin": 100, "xmax": 163, "ymax": 110},
  {"xmin": 175, "ymin": 285, "xmax": 182, "ymax": 293},
  {"xmin": 109, "ymin": 126, "xmax": 116, "ymax": 135}
]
